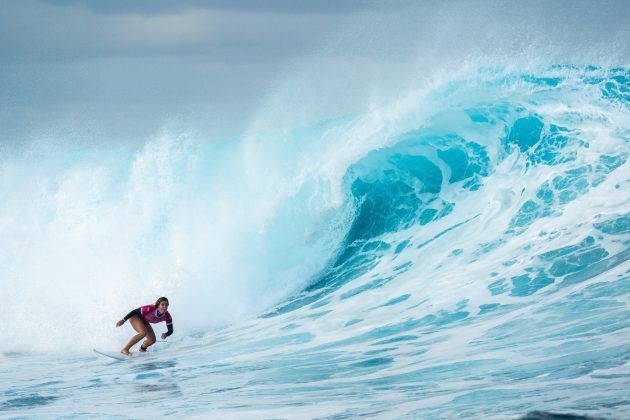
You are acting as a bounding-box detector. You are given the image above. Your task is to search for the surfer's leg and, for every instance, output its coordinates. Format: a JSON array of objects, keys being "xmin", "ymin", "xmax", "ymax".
[
  {"xmin": 120, "ymin": 315, "xmax": 148, "ymax": 355},
  {"xmin": 141, "ymin": 324, "xmax": 156, "ymax": 351}
]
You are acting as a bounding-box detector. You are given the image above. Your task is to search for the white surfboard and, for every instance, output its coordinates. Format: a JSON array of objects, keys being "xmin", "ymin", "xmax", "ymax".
[{"xmin": 93, "ymin": 349, "xmax": 148, "ymax": 361}]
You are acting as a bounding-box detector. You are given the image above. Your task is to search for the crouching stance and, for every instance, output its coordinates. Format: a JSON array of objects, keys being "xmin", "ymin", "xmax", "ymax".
[{"xmin": 116, "ymin": 297, "xmax": 173, "ymax": 355}]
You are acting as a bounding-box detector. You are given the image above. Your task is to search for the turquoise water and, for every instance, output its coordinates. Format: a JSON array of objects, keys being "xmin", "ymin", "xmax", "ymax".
[{"xmin": 1, "ymin": 66, "xmax": 629, "ymax": 418}]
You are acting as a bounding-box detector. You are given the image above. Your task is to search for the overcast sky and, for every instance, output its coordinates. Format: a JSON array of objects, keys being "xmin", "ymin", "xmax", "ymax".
[{"xmin": 1, "ymin": 0, "xmax": 629, "ymax": 149}]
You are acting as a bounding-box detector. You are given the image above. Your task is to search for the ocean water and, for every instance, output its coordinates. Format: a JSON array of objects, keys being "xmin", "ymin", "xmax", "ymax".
[{"xmin": 1, "ymin": 65, "xmax": 629, "ymax": 418}]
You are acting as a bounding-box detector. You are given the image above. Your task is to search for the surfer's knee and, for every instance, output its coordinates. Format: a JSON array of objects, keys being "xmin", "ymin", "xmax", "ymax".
[
  {"xmin": 146, "ymin": 327, "xmax": 156, "ymax": 341},
  {"xmin": 144, "ymin": 327, "xmax": 156, "ymax": 345}
]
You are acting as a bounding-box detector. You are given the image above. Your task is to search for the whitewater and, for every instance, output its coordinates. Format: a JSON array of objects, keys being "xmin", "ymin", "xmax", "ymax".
[{"xmin": 2, "ymin": 5, "xmax": 630, "ymax": 420}]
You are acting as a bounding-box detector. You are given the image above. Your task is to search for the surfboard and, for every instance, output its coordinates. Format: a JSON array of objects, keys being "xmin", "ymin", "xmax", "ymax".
[{"xmin": 93, "ymin": 349, "xmax": 148, "ymax": 361}]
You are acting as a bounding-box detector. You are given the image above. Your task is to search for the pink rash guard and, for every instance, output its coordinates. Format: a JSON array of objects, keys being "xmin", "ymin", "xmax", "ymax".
[
  {"xmin": 122, "ymin": 304, "xmax": 174, "ymax": 338},
  {"xmin": 140, "ymin": 304, "xmax": 173, "ymax": 325}
]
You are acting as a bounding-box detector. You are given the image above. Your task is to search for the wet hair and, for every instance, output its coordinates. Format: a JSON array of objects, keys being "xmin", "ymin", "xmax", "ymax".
[{"xmin": 155, "ymin": 297, "xmax": 169, "ymax": 307}]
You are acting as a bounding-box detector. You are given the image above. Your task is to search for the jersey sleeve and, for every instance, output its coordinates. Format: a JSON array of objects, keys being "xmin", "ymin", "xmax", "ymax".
[
  {"xmin": 165, "ymin": 311, "xmax": 173, "ymax": 325},
  {"xmin": 123, "ymin": 307, "xmax": 141, "ymax": 321},
  {"xmin": 140, "ymin": 304, "xmax": 154, "ymax": 316}
]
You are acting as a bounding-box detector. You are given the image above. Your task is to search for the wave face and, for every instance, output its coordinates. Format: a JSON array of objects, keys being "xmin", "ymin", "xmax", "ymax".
[{"xmin": 1, "ymin": 65, "xmax": 629, "ymax": 418}]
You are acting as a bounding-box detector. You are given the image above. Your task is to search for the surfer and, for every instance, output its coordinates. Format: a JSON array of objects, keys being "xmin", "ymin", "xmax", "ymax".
[{"xmin": 116, "ymin": 297, "xmax": 173, "ymax": 355}]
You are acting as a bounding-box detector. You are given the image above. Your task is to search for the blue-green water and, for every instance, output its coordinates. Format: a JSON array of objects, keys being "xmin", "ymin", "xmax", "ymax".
[{"xmin": 1, "ymin": 66, "xmax": 629, "ymax": 418}]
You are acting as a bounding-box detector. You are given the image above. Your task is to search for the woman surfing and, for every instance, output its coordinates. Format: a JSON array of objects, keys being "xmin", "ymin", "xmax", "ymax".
[{"xmin": 116, "ymin": 297, "xmax": 174, "ymax": 355}]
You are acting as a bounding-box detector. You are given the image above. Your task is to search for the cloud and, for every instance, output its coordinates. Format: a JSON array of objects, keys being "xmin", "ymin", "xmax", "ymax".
[
  {"xmin": 0, "ymin": 0, "xmax": 370, "ymax": 147},
  {"xmin": 0, "ymin": 0, "xmax": 363, "ymax": 61},
  {"xmin": 35, "ymin": 0, "xmax": 369, "ymax": 16}
]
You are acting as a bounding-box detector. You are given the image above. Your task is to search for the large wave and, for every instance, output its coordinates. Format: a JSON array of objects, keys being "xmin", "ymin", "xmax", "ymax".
[
  {"xmin": 195, "ymin": 65, "xmax": 629, "ymax": 418},
  {"xmin": 1, "ymin": 65, "xmax": 628, "ymax": 360},
  {"xmin": 264, "ymin": 65, "xmax": 629, "ymax": 315}
]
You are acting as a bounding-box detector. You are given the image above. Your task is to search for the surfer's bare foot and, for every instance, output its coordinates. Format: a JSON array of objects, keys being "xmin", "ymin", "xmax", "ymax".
[{"xmin": 120, "ymin": 349, "xmax": 130, "ymax": 355}]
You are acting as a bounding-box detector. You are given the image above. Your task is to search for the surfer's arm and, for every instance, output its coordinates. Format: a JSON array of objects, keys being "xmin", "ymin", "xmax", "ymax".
[
  {"xmin": 161, "ymin": 324, "xmax": 173, "ymax": 339},
  {"xmin": 122, "ymin": 308, "xmax": 142, "ymax": 322},
  {"xmin": 116, "ymin": 308, "xmax": 142, "ymax": 327}
]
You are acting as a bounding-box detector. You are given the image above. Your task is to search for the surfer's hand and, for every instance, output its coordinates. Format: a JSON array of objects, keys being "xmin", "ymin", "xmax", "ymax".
[
  {"xmin": 116, "ymin": 320, "xmax": 124, "ymax": 328},
  {"xmin": 161, "ymin": 333, "xmax": 167, "ymax": 340}
]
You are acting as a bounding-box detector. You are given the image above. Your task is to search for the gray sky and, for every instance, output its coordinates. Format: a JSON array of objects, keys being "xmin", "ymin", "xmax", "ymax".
[
  {"xmin": 1, "ymin": 0, "xmax": 629, "ymax": 149},
  {"xmin": 0, "ymin": 0, "xmax": 373, "ymax": 148}
]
